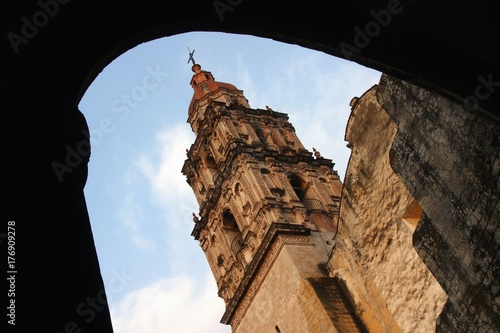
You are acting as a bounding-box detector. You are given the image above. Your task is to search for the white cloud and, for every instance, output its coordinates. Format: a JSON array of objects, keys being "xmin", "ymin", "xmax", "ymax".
[
  {"xmin": 132, "ymin": 123, "xmax": 203, "ymax": 263},
  {"xmin": 110, "ymin": 272, "xmax": 231, "ymax": 333},
  {"xmin": 135, "ymin": 123, "xmax": 196, "ymax": 211},
  {"xmin": 117, "ymin": 193, "xmax": 158, "ymax": 252}
]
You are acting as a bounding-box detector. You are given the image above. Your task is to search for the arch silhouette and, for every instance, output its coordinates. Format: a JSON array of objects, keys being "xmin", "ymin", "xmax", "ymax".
[
  {"xmin": 2, "ymin": 1, "xmax": 499, "ymax": 332},
  {"xmin": 3, "ymin": 1, "xmax": 499, "ymax": 114}
]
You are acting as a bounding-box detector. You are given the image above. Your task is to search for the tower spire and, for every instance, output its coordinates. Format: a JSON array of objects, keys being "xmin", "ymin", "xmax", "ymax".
[
  {"xmin": 182, "ymin": 60, "xmax": 344, "ymax": 331},
  {"xmin": 185, "ymin": 61, "xmax": 250, "ymax": 135}
]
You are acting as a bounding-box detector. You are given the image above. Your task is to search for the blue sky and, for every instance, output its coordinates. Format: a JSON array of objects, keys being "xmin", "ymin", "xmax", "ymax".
[{"xmin": 78, "ymin": 31, "xmax": 381, "ymax": 332}]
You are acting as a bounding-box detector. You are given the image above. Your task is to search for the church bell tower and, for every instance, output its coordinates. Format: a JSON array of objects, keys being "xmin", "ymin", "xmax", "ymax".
[{"xmin": 182, "ymin": 61, "xmax": 365, "ymax": 332}]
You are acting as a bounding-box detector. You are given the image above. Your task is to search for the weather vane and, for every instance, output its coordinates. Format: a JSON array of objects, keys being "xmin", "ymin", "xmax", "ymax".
[{"xmin": 187, "ymin": 47, "xmax": 196, "ymax": 65}]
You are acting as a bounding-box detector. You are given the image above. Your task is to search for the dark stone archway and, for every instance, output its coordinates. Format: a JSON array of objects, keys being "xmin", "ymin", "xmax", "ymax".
[
  {"xmin": 2, "ymin": 1, "xmax": 499, "ymax": 332},
  {"xmin": 3, "ymin": 1, "xmax": 499, "ymax": 112}
]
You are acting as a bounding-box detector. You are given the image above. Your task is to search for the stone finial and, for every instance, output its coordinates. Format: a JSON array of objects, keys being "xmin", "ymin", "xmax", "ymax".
[
  {"xmin": 191, "ymin": 63, "xmax": 201, "ymax": 73},
  {"xmin": 313, "ymin": 147, "xmax": 322, "ymax": 158}
]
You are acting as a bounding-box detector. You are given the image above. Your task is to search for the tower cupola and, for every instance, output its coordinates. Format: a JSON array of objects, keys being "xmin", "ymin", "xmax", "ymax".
[
  {"xmin": 187, "ymin": 63, "xmax": 250, "ymax": 133},
  {"xmin": 189, "ymin": 63, "xmax": 238, "ymax": 97}
]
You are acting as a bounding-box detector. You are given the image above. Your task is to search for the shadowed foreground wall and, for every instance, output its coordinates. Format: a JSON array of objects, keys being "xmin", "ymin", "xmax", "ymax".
[
  {"xmin": 378, "ymin": 75, "xmax": 500, "ymax": 332},
  {"xmin": 328, "ymin": 75, "xmax": 499, "ymax": 332}
]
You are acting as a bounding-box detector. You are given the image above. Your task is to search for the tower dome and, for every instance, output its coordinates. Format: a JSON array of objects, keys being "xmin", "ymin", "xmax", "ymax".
[
  {"xmin": 189, "ymin": 63, "xmax": 239, "ymax": 100},
  {"xmin": 187, "ymin": 63, "xmax": 250, "ymax": 131}
]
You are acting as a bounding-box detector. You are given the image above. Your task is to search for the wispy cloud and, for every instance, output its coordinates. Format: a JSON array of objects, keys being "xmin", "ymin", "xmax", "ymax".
[
  {"xmin": 228, "ymin": 53, "xmax": 381, "ymax": 180},
  {"xmin": 110, "ymin": 272, "xmax": 230, "ymax": 333},
  {"xmin": 117, "ymin": 193, "xmax": 158, "ymax": 252},
  {"xmin": 133, "ymin": 123, "xmax": 203, "ymax": 269},
  {"xmin": 135, "ymin": 123, "xmax": 195, "ymax": 209},
  {"xmin": 287, "ymin": 60, "xmax": 381, "ymax": 179}
]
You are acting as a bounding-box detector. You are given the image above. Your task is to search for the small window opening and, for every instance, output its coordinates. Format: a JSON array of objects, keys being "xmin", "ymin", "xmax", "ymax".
[
  {"xmin": 217, "ymin": 254, "xmax": 224, "ymax": 266},
  {"xmin": 289, "ymin": 174, "xmax": 305, "ymax": 199},
  {"xmin": 223, "ymin": 210, "xmax": 243, "ymax": 255},
  {"xmin": 223, "ymin": 210, "xmax": 239, "ymax": 231},
  {"xmin": 206, "ymin": 153, "xmax": 216, "ymax": 169},
  {"xmin": 256, "ymin": 128, "xmax": 267, "ymax": 144}
]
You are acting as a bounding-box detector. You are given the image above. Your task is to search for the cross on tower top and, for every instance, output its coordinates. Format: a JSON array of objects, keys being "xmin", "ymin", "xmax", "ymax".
[{"xmin": 187, "ymin": 47, "xmax": 196, "ymax": 65}]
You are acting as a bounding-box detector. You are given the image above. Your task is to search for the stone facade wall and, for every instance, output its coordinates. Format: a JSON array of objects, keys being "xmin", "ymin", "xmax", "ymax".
[
  {"xmin": 235, "ymin": 242, "xmax": 338, "ymax": 333},
  {"xmin": 327, "ymin": 85, "xmax": 447, "ymax": 332},
  {"xmin": 377, "ymin": 75, "xmax": 500, "ymax": 332}
]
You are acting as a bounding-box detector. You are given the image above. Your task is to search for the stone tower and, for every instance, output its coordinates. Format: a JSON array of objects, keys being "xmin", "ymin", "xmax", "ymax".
[{"xmin": 182, "ymin": 63, "xmax": 366, "ymax": 332}]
